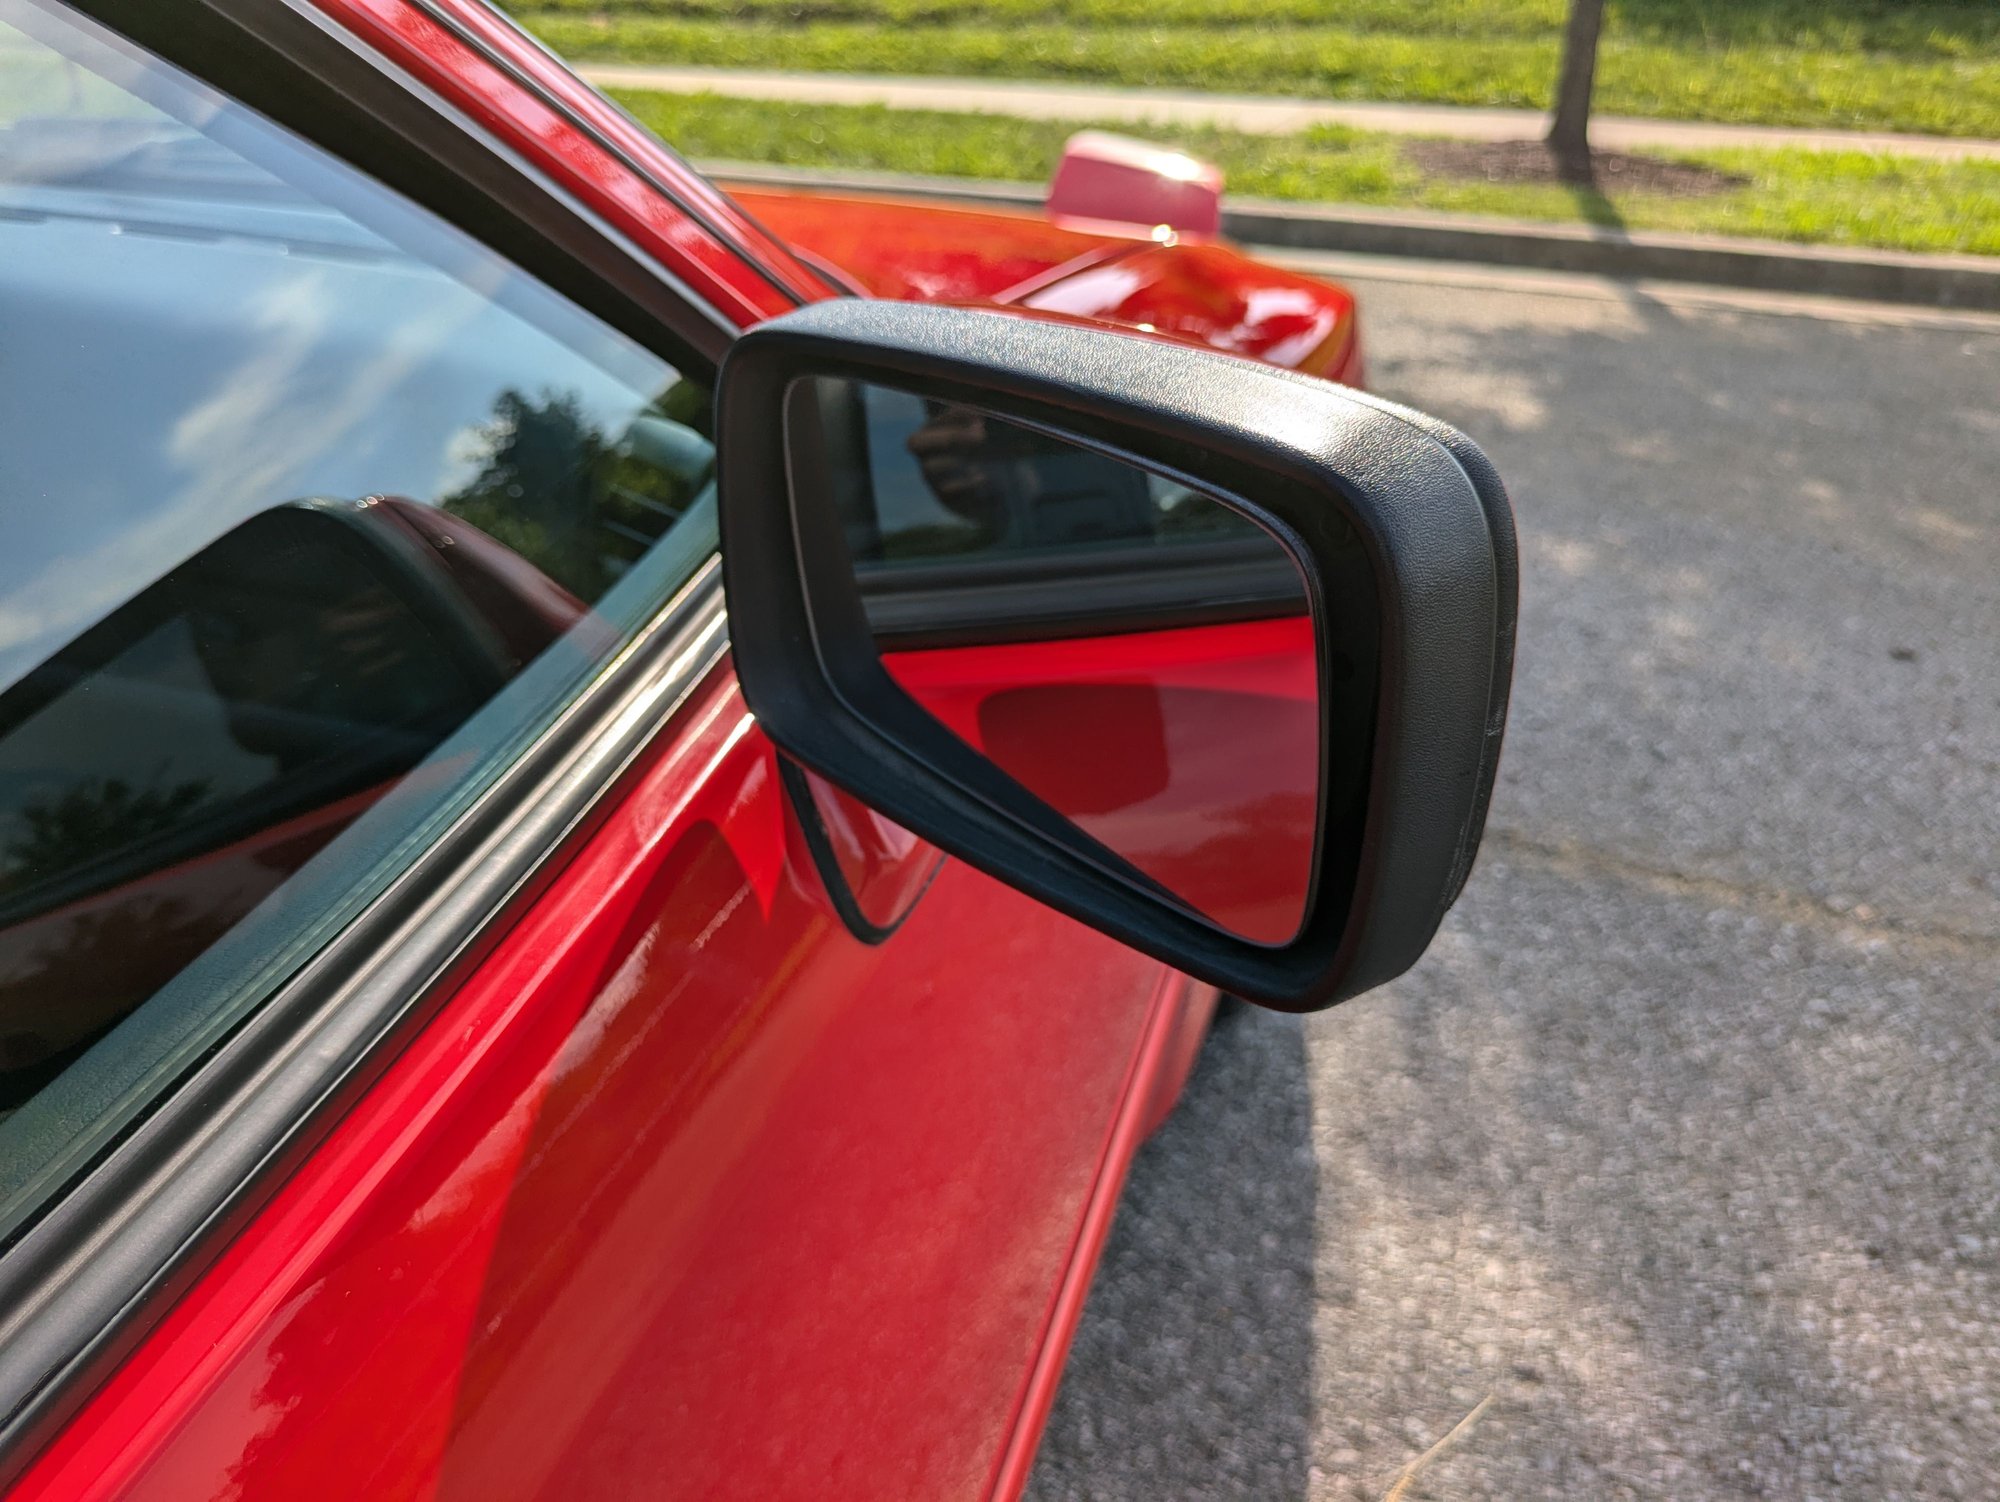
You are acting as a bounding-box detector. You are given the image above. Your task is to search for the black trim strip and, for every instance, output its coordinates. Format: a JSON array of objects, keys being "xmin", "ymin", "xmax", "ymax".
[
  {"xmin": 403, "ymin": 0, "xmax": 822, "ymax": 310},
  {"xmin": 0, "ymin": 564, "xmax": 728, "ymax": 1483},
  {"xmin": 776, "ymin": 754, "xmax": 935, "ymax": 945},
  {"xmin": 862, "ymin": 544, "xmax": 1308, "ymax": 648}
]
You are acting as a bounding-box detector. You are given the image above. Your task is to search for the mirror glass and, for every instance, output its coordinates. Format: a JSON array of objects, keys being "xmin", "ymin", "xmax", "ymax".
[{"xmin": 813, "ymin": 379, "xmax": 1334, "ymax": 946}]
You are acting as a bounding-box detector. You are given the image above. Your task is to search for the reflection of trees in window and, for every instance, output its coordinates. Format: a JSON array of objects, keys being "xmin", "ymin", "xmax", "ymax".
[
  {"xmin": 0, "ymin": 377, "xmax": 717, "ymax": 1120},
  {"xmin": 0, "ymin": 776, "xmax": 212, "ymax": 903},
  {"xmin": 0, "ymin": 504, "xmax": 489, "ymax": 1098},
  {"xmin": 441, "ymin": 381, "xmax": 715, "ymax": 603}
]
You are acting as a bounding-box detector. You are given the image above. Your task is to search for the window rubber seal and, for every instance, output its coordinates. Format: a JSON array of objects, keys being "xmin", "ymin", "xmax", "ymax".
[{"xmin": 0, "ymin": 564, "xmax": 729, "ymax": 1485}]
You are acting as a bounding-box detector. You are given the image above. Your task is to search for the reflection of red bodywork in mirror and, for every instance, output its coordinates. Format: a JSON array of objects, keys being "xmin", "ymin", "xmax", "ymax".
[
  {"xmin": 981, "ymin": 682, "xmax": 1173, "ymax": 817},
  {"xmin": 885, "ymin": 614, "xmax": 1318, "ymax": 946}
]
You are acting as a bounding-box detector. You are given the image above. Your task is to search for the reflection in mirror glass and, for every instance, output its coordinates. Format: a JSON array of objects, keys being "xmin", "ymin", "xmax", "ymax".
[
  {"xmin": 845, "ymin": 385, "xmax": 1272, "ymax": 565},
  {"xmin": 815, "ymin": 380, "xmax": 1324, "ymax": 946}
]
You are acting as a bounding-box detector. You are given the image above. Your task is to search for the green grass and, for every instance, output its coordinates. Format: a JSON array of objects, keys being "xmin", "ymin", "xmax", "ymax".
[
  {"xmin": 518, "ymin": 0, "xmax": 2000, "ymax": 138},
  {"xmin": 614, "ymin": 89, "xmax": 2000, "ymax": 257},
  {"xmin": 522, "ymin": 0, "xmax": 2000, "ymax": 56}
]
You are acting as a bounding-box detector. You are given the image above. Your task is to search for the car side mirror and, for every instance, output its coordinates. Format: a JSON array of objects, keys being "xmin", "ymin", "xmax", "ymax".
[{"xmin": 716, "ymin": 301, "xmax": 1515, "ymax": 1012}]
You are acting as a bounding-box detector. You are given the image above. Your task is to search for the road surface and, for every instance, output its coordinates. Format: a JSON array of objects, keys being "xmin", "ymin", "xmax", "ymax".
[{"xmin": 1027, "ymin": 262, "xmax": 2000, "ymax": 1501}]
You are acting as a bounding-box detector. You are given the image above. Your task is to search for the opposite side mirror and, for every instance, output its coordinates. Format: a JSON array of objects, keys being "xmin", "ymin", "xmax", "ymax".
[{"xmin": 716, "ymin": 300, "xmax": 1516, "ymax": 1012}]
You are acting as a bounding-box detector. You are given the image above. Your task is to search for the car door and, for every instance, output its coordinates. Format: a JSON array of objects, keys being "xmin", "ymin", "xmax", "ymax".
[{"xmin": 0, "ymin": 3, "xmax": 1195, "ymax": 1497}]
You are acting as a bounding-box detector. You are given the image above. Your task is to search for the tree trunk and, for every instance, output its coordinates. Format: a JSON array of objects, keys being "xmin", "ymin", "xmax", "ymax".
[{"xmin": 1547, "ymin": 0, "xmax": 1606, "ymax": 183}]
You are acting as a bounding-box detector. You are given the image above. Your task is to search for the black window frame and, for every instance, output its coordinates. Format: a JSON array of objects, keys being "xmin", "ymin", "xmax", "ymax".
[{"xmin": 0, "ymin": 0, "xmax": 758, "ymax": 1477}]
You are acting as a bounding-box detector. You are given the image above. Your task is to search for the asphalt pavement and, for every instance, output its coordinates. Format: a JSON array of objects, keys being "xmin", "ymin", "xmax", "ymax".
[{"xmin": 1026, "ymin": 264, "xmax": 2000, "ymax": 1500}]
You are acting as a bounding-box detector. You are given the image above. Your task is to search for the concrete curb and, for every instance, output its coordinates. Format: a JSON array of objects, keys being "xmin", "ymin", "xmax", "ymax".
[{"xmin": 706, "ymin": 161, "xmax": 2000, "ymax": 312}]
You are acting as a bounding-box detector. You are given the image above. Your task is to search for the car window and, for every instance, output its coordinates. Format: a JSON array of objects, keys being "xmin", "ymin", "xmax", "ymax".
[{"xmin": 0, "ymin": 1, "xmax": 718, "ymax": 1237}]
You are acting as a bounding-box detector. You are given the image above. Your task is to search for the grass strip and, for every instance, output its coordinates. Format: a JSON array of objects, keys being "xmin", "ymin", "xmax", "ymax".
[
  {"xmin": 614, "ymin": 88, "xmax": 2000, "ymax": 257},
  {"xmin": 526, "ymin": 12, "xmax": 2000, "ymax": 138}
]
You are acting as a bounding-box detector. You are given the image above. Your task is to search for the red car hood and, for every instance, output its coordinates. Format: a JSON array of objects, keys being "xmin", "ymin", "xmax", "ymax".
[{"xmin": 726, "ymin": 185, "xmax": 1364, "ymax": 387}]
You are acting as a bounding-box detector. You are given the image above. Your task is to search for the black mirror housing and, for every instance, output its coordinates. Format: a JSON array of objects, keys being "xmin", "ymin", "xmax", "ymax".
[{"xmin": 717, "ymin": 300, "xmax": 1515, "ymax": 1012}]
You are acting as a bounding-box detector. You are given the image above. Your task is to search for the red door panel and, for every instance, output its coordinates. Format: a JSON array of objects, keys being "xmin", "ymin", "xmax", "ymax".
[{"xmin": 10, "ymin": 665, "xmax": 1180, "ymax": 1502}]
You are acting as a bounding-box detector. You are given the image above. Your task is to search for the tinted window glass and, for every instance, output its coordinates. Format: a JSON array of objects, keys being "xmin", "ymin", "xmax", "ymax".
[{"xmin": 0, "ymin": 2, "xmax": 717, "ymax": 1234}]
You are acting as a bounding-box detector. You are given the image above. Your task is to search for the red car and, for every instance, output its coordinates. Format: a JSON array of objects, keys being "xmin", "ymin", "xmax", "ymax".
[{"xmin": 0, "ymin": 2, "xmax": 1513, "ymax": 1498}]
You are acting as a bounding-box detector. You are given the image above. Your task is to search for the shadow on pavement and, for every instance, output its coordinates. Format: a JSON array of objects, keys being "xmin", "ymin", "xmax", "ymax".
[
  {"xmin": 1025, "ymin": 1008, "xmax": 1318, "ymax": 1502},
  {"xmin": 1029, "ymin": 276, "xmax": 2000, "ymax": 1496}
]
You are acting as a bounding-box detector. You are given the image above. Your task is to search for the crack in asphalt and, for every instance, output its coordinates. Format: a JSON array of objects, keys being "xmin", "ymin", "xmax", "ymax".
[{"xmin": 1482, "ymin": 826, "xmax": 2000, "ymax": 958}]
